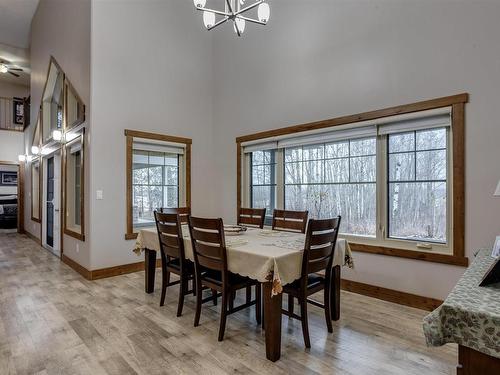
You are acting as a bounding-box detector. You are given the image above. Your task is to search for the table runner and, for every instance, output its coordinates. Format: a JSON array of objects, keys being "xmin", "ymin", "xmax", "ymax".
[
  {"xmin": 133, "ymin": 226, "xmax": 353, "ymax": 295},
  {"xmin": 423, "ymin": 249, "xmax": 500, "ymax": 359}
]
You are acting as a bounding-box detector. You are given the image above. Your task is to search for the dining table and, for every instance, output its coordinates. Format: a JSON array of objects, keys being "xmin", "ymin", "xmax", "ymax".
[{"xmin": 133, "ymin": 225, "xmax": 354, "ymax": 362}]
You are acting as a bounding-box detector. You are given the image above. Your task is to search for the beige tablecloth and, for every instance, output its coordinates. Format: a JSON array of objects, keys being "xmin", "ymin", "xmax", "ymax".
[{"xmin": 133, "ymin": 226, "xmax": 353, "ymax": 295}]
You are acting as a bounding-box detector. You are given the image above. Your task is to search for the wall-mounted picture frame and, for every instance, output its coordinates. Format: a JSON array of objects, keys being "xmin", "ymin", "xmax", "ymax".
[
  {"xmin": 0, "ymin": 172, "xmax": 18, "ymax": 185},
  {"xmin": 12, "ymin": 97, "xmax": 24, "ymax": 125}
]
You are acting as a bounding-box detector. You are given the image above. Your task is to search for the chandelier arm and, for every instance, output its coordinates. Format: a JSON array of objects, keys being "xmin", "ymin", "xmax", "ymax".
[
  {"xmin": 234, "ymin": 20, "xmax": 242, "ymax": 37},
  {"xmin": 208, "ymin": 17, "xmax": 230, "ymax": 31},
  {"xmin": 225, "ymin": 0, "xmax": 234, "ymax": 14},
  {"xmin": 237, "ymin": 15, "xmax": 266, "ymax": 25},
  {"xmin": 235, "ymin": 0, "xmax": 264, "ymax": 16},
  {"xmin": 196, "ymin": 7, "xmax": 231, "ymax": 17}
]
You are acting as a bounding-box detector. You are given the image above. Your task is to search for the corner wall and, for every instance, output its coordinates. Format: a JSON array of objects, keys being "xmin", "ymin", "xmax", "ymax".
[
  {"xmin": 89, "ymin": 0, "xmax": 215, "ymax": 269},
  {"xmin": 26, "ymin": 0, "xmax": 91, "ymax": 268},
  {"xmin": 211, "ymin": 0, "xmax": 500, "ymax": 300}
]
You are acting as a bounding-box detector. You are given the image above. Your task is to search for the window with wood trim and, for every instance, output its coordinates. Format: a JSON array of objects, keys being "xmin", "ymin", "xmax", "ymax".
[
  {"xmin": 238, "ymin": 94, "xmax": 468, "ymax": 266},
  {"xmin": 125, "ymin": 130, "xmax": 191, "ymax": 239}
]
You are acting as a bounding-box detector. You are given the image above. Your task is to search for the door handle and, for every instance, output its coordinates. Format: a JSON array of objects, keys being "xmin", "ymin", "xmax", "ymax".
[{"xmin": 55, "ymin": 209, "xmax": 60, "ymax": 212}]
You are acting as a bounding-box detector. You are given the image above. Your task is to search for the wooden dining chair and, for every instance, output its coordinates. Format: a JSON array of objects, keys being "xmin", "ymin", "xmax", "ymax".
[
  {"xmin": 154, "ymin": 211, "xmax": 195, "ymax": 316},
  {"xmin": 237, "ymin": 207, "xmax": 266, "ymax": 229},
  {"xmin": 272, "ymin": 209, "xmax": 309, "ymax": 233},
  {"xmin": 159, "ymin": 207, "xmax": 191, "ymax": 224},
  {"xmin": 281, "ymin": 216, "xmax": 341, "ymax": 348},
  {"xmin": 188, "ymin": 216, "xmax": 261, "ymax": 341}
]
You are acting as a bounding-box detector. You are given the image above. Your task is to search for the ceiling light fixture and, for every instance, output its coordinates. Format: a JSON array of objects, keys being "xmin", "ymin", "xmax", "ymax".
[
  {"xmin": 0, "ymin": 64, "xmax": 8, "ymax": 74},
  {"xmin": 193, "ymin": 0, "xmax": 270, "ymax": 36}
]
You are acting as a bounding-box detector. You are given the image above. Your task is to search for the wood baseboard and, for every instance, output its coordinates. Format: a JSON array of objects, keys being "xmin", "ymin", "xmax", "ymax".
[
  {"xmin": 62, "ymin": 254, "xmax": 92, "ymax": 279},
  {"xmin": 341, "ymin": 279, "xmax": 442, "ymax": 311},
  {"xmin": 23, "ymin": 230, "xmax": 41, "ymax": 245},
  {"xmin": 61, "ymin": 254, "xmax": 161, "ymax": 281}
]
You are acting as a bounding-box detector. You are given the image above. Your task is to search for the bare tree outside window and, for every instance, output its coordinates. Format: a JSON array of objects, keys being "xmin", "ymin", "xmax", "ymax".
[
  {"xmin": 284, "ymin": 138, "xmax": 377, "ymax": 236},
  {"xmin": 388, "ymin": 128, "xmax": 447, "ymax": 243},
  {"xmin": 132, "ymin": 150, "xmax": 179, "ymax": 227},
  {"xmin": 250, "ymin": 150, "xmax": 276, "ymax": 217}
]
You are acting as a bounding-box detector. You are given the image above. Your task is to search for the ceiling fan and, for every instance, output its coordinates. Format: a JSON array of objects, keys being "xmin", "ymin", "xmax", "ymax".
[{"xmin": 0, "ymin": 60, "xmax": 23, "ymax": 77}]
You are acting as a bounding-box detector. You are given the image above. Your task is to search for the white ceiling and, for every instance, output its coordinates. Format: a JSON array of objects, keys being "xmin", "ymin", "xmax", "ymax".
[{"xmin": 0, "ymin": 0, "xmax": 39, "ymax": 87}]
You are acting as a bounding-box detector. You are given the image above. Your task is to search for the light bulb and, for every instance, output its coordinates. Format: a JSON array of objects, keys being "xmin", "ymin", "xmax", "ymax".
[
  {"xmin": 233, "ymin": 18, "xmax": 246, "ymax": 34},
  {"xmin": 31, "ymin": 146, "xmax": 40, "ymax": 155},
  {"xmin": 0, "ymin": 64, "xmax": 8, "ymax": 74},
  {"xmin": 52, "ymin": 129, "xmax": 63, "ymax": 141},
  {"xmin": 193, "ymin": 0, "xmax": 206, "ymax": 8},
  {"xmin": 18, "ymin": 154, "xmax": 26, "ymax": 162},
  {"xmin": 258, "ymin": 3, "xmax": 270, "ymax": 23},
  {"xmin": 203, "ymin": 11, "xmax": 215, "ymax": 29}
]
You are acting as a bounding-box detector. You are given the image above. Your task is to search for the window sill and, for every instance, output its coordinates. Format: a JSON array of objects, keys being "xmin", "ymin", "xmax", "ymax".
[
  {"xmin": 350, "ymin": 242, "xmax": 468, "ymax": 267},
  {"xmin": 64, "ymin": 228, "xmax": 85, "ymax": 242}
]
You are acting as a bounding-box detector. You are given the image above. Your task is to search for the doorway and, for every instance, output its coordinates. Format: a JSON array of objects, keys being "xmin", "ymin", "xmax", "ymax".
[
  {"xmin": 42, "ymin": 151, "xmax": 61, "ymax": 257},
  {"xmin": 0, "ymin": 162, "xmax": 22, "ymax": 233}
]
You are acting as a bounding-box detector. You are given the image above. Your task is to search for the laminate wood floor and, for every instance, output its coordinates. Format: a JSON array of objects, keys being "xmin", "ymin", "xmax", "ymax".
[{"xmin": 0, "ymin": 233, "xmax": 457, "ymax": 374}]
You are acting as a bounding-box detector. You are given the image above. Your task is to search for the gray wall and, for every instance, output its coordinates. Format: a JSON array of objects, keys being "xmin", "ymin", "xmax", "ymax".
[
  {"xmin": 89, "ymin": 0, "xmax": 215, "ymax": 269},
  {"xmin": 211, "ymin": 0, "xmax": 500, "ymax": 300},
  {"xmin": 26, "ymin": 0, "xmax": 91, "ymax": 267}
]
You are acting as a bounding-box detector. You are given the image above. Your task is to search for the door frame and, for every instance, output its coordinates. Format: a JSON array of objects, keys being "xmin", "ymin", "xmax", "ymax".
[{"xmin": 0, "ymin": 160, "xmax": 24, "ymax": 233}]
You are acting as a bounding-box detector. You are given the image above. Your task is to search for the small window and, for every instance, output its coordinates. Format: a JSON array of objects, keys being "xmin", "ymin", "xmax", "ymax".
[
  {"xmin": 250, "ymin": 150, "xmax": 276, "ymax": 219},
  {"xmin": 64, "ymin": 132, "xmax": 85, "ymax": 240},
  {"xmin": 125, "ymin": 130, "xmax": 191, "ymax": 239},
  {"xmin": 387, "ymin": 128, "xmax": 448, "ymax": 243},
  {"xmin": 132, "ymin": 150, "xmax": 179, "ymax": 228}
]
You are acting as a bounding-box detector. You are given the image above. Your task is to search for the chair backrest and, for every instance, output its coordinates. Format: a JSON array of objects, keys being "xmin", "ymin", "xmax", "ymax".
[
  {"xmin": 160, "ymin": 207, "xmax": 191, "ymax": 224},
  {"xmin": 272, "ymin": 209, "xmax": 309, "ymax": 233},
  {"xmin": 154, "ymin": 211, "xmax": 185, "ymax": 261},
  {"xmin": 237, "ymin": 207, "xmax": 266, "ymax": 229},
  {"xmin": 302, "ymin": 216, "xmax": 341, "ymax": 275},
  {"xmin": 188, "ymin": 216, "xmax": 227, "ymax": 274}
]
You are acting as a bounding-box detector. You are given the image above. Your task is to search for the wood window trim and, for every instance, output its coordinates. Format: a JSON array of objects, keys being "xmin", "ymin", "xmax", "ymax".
[
  {"xmin": 30, "ymin": 158, "xmax": 41, "ymax": 223},
  {"xmin": 124, "ymin": 129, "xmax": 192, "ymax": 240},
  {"xmin": 63, "ymin": 131, "xmax": 85, "ymax": 241},
  {"xmin": 236, "ymin": 93, "xmax": 469, "ymax": 267},
  {"xmin": 64, "ymin": 78, "xmax": 86, "ymax": 133}
]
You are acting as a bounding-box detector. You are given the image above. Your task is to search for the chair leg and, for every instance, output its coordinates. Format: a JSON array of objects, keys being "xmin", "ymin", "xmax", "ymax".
[
  {"xmin": 324, "ymin": 278, "xmax": 333, "ymax": 333},
  {"xmin": 299, "ymin": 296, "xmax": 311, "ymax": 348},
  {"xmin": 288, "ymin": 294, "xmax": 294, "ymax": 315},
  {"xmin": 255, "ymin": 284, "xmax": 261, "ymax": 324},
  {"xmin": 229, "ymin": 291, "xmax": 234, "ymax": 311},
  {"xmin": 192, "ymin": 278, "xmax": 196, "ymax": 296},
  {"xmin": 218, "ymin": 290, "xmax": 228, "ymax": 341},
  {"xmin": 246, "ymin": 286, "xmax": 252, "ymax": 304},
  {"xmin": 177, "ymin": 276, "xmax": 186, "ymax": 317},
  {"xmin": 212, "ymin": 289, "xmax": 218, "ymax": 306},
  {"xmin": 194, "ymin": 276, "xmax": 202, "ymax": 327},
  {"xmin": 160, "ymin": 269, "xmax": 170, "ymax": 307}
]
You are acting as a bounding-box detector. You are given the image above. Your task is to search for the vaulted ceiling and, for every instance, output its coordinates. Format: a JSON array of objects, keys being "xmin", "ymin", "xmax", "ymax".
[{"xmin": 0, "ymin": 0, "xmax": 39, "ymax": 86}]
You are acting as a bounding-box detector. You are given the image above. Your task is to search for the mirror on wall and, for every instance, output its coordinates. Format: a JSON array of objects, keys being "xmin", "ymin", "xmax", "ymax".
[
  {"xmin": 63, "ymin": 130, "xmax": 84, "ymax": 240},
  {"xmin": 41, "ymin": 59, "xmax": 64, "ymax": 143},
  {"xmin": 31, "ymin": 159, "xmax": 41, "ymax": 222},
  {"xmin": 65, "ymin": 80, "xmax": 85, "ymax": 130}
]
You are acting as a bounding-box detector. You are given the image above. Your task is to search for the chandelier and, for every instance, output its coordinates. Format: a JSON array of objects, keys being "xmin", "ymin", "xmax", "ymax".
[{"xmin": 193, "ymin": 0, "xmax": 271, "ymax": 36}]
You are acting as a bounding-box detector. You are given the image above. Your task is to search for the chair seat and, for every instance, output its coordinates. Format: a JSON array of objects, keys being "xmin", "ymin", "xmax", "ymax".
[
  {"xmin": 283, "ymin": 273, "xmax": 325, "ymax": 292},
  {"xmin": 201, "ymin": 270, "xmax": 258, "ymax": 290}
]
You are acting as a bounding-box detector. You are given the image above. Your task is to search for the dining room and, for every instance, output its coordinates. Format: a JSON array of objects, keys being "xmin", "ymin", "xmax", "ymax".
[{"xmin": 2, "ymin": 0, "xmax": 500, "ymax": 374}]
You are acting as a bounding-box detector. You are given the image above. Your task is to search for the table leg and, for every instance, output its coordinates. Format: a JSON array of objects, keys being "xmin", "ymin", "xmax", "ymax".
[
  {"xmin": 331, "ymin": 265, "xmax": 341, "ymax": 321},
  {"xmin": 144, "ymin": 249, "xmax": 156, "ymax": 294},
  {"xmin": 263, "ymin": 282, "xmax": 282, "ymax": 362}
]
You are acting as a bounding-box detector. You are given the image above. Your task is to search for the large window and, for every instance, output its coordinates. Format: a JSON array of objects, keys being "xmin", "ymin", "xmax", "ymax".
[
  {"xmin": 239, "ymin": 94, "xmax": 468, "ymax": 265},
  {"xmin": 125, "ymin": 130, "xmax": 191, "ymax": 239},
  {"xmin": 283, "ymin": 139, "xmax": 376, "ymax": 236},
  {"xmin": 132, "ymin": 150, "xmax": 179, "ymax": 227}
]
